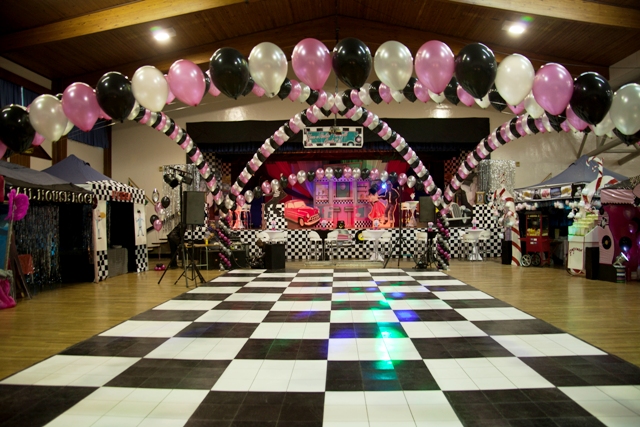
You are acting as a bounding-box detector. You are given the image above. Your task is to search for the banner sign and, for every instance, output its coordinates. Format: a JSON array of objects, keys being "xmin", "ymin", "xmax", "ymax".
[
  {"xmin": 12, "ymin": 186, "xmax": 93, "ymax": 204},
  {"xmin": 303, "ymin": 127, "xmax": 363, "ymax": 148}
]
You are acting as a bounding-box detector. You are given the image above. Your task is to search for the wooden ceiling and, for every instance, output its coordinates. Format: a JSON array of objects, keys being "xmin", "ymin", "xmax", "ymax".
[{"xmin": 1, "ymin": 0, "xmax": 640, "ymax": 93}]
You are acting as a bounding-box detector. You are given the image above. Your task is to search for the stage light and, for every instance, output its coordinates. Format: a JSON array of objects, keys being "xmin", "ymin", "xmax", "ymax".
[
  {"xmin": 181, "ymin": 175, "xmax": 193, "ymax": 185},
  {"xmin": 613, "ymin": 252, "xmax": 629, "ymax": 267},
  {"xmin": 163, "ymin": 173, "xmax": 179, "ymax": 188}
]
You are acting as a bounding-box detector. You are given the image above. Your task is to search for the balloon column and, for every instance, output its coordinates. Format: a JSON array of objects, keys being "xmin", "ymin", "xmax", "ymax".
[
  {"xmin": 216, "ymin": 219, "xmax": 234, "ymax": 270},
  {"xmin": 434, "ymin": 215, "xmax": 451, "ymax": 270}
]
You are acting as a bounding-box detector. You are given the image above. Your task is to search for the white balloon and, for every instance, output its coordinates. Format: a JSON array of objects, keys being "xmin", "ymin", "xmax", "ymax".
[
  {"xmin": 248, "ymin": 42, "xmax": 288, "ymax": 98},
  {"xmin": 610, "ymin": 83, "xmax": 640, "ymax": 135},
  {"xmin": 359, "ymin": 83, "xmax": 372, "ymax": 105},
  {"xmin": 495, "ymin": 54, "xmax": 535, "ymax": 106},
  {"xmin": 380, "ymin": 170, "xmax": 389, "ymax": 182},
  {"xmin": 296, "ymin": 170, "xmax": 307, "ymax": 184},
  {"xmin": 29, "ymin": 94, "xmax": 68, "ymax": 142},
  {"xmin": 374, "ymin": 41, "xmax": 414, "ymax": 91},
  {"xmin": 524, "ymin": 92, "xmax": 544, "ymax": 119},
  {"xmin": 352, "ymin": 168, "xmax": 361, "ymax": 180},
  {"xmin": 131, "ymin": 66, "xmax": 168, "ymax": 112},
  {"xmin": 475, "ymin": 95, "xmax": 490, "ymax": 109},
  {"xmin": 298, "ymin": 83, "xmax": 311, "ymax": 103},
  {"xmin": 594, "ymin": 113, "xmax": 614, "ymax": 136},
  {"xmin": 325, "ymin": 167, "xmax": 334, "ymax": 180},
  {"xmin": 428, "ymin": 90, "xmax": 446, "ymax": 103},
  {"xmin": 406, "ymin": 176, "xmax": 416, "ymax": 188},
  {"xmin": 391, "ymin": 90, "xmax": 405, "ymax": 103}
]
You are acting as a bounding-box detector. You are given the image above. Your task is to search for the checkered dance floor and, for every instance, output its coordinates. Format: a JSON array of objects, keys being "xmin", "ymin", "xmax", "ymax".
[{"xmin": 3, "ymin": 269, "xmax": 640, "ymax": 426}]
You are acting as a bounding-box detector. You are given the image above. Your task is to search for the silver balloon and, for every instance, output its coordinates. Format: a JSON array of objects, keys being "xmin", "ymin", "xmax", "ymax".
[
  {"xmin": 406, "ymin": 176, "xmax": 417, "ymax": 188},
  {"xmin": 248, "ymin": 42, "xmax": 288, "ymax": 98},
  {"xmin": 610, "ymin": 83, "xmax": 640, "ymax": 135},
  {"xmin": 296, "ymin": 170, "xmax": 307, "ymax": 184},
  {"xmin": 391, "ymin": 90, "xmax": 405, "ymax": 103},
  {"xmin": 352, "ymin": 168, "xmax": 361, "ymax": 180},
  {"xmin": 224, "ymin": 198, "xmax": 234, "ymax": 210},
  {"xmin": 324, "ymin": 167, "xmax": 334, "ymax": 180},
  {"xmin": 29, "ymin": 94, "xmax": 68, "ymax": 142},
  {"xmin": 152, "ymin": 188, "xmax": 160, "ymax": 203},
  {"xmin": 380, "ymin": 170, "xmax": 389, "ymax": 182},
  {"xmin": 298, "ymin": 83, "xmax": 311, "ymax": 103},
  {"xmin": 271, "ymin": 179, "xmax": 280, "ymax": 191},
  {"xmin": 374, "ymin": 41, "xmax": 414, "ymax": 91},
  {"xmin": 428, "ymin": 90, "xmax": 446, "ymax": 104},
  {"xmin": 244, "ymin": 190, "xmax": 254, "ymax": 203}
]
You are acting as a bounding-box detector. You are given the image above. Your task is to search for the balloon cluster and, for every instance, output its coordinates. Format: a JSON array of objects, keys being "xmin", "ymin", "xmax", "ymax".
[
  {"xmin": 433, "ymin": 215, "xmax": 451, "ymax": 270},
  {"xmin": 216, "ymin": 219, "xmax": 234, "ymax": 269}
]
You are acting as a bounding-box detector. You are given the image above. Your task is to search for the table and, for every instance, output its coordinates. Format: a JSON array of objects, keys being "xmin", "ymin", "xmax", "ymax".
[
  {"xmin": 264, "ymin": 230, "xmax": 286, "ymax": 243},
  {"xmin": 191, "ymin": 243, "xmax": 220, "ymax": 270},
  {"xmin": 366, "ymin": 229, "xmax": 387, "ymax": 262},
  {"xmin": 402, "ymin": 201, "xmax": 419, "ymax": 227},
  {"xmin": 464, "ymin": 228, "xmax": 484, "ymax": 261},
  {"xmin": 312, "ymin": 229, "xmax": 331, "ymax": 261}
]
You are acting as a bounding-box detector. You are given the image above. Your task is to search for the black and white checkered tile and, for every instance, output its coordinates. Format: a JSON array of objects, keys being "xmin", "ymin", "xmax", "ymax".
[
  {"xmin": 89, "ymin": 180, "xmax": 146, "ymax": 204},
  {"xmin": 264, "ymin": 203, "xmax": 286, "ymax": 230},
  {"xmin": 444, "ymin": 151, "xmax": 471, "ymax": 178},
  {"xmin": 134, "ymin": 245, "xmax": 149, "ymax": 273},
  {"xmin": 96, "ymin": 250, "xmax": 108, "ymax": 281},
  {"xmin": 3, "ymin": 268, "xmax": 639, "ymax": 427}
]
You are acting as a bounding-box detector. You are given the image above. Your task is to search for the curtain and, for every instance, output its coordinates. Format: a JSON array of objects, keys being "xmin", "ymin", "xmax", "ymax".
[
  {"xmin": 67, "ymin": 119, "xmax": 110, "ymax": 149},
  {"xmin": 0, "ymin": 78, "xmax": 38, "ymax": 107}
]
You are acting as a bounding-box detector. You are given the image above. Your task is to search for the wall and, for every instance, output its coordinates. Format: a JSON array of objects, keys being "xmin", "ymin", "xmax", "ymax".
[{"xmin": 29, "ymin": 138, "xmax": 104, "ymax": 173}]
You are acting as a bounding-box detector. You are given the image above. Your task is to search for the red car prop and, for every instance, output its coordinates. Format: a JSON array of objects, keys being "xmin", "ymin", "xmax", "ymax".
[{"xmin": 284, "ymin": 199, "xmax": 320, "ymax": 227}]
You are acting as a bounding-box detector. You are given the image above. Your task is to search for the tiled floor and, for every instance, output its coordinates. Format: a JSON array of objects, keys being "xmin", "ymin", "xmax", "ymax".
[{"xmin": 2, "ymin": 268, "xmax": 640, "ymax": 426}]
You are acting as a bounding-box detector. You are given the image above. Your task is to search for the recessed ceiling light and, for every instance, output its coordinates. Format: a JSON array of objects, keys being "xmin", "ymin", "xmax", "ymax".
[
  {"xmin": 502, "ymin": 21, "xmax": 526, "ymax": 36},
  {"xmin": 151, "ymin": 27, "xmax": 176, "ymax": 42}
]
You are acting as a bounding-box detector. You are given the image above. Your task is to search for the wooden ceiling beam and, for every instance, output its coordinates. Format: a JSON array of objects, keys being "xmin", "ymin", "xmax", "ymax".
[
  {"xmin": 60, "ymin": 15, "xmax": 609, "ymax": 88},
  {"xmin": 0, "ymin": 0, "xmax": 254, "ymax": 53},
  {"xmin": 441, "ymin": 0, "xmax": 640, "ymax": 29}
]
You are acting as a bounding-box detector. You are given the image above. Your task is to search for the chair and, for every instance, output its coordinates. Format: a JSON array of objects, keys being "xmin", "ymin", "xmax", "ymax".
[
  {"xmin": 270, "ymin": 231, "xmax": 287, "ymax": 244},
  {"xmin": 459, "ymin": 231, "xmax": 475, "ymax": 260},
  {"xmin": 256, "ymin": 231, "xmax": 270, "ymax": 244},
  {"xmin": 308, "ymin": 230, "xmax": 323, "ymax": 261},
  {"xmin": 449, "ymin": 203, "xmax": 470, "ymax": 224},
  {"xmin": 326, "ymin": 229, "xmax": 352, "ymax": 260},
  {"xmin": 478, "ymin": 230, "xmax": 491, "ymax": 259},
  {"xmin": 379, "ymin": 230, "xmax": 393, "ymax": 258}
]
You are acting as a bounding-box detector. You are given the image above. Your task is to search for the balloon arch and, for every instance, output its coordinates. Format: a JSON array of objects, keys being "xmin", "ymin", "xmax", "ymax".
[{"xmin": 2, "ymin": 37, "xmax": 640, "ymax": 269}]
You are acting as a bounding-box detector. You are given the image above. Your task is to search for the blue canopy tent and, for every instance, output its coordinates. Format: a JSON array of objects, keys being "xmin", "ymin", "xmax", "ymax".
[{"xmin": 43, "ymin": 155, "xmax": 111, "ymax": 184}]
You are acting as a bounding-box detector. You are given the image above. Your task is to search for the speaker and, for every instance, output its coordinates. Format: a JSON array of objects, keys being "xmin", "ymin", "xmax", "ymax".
[
  {"xmin": 182, "ymin": 191, "xmax": 205, "ymax": 225},
  {"xmin": 264, "ymin": 243, "xmax": 285, "ymax": 270},
  {"xmin": 419, "ymin": 197, "xmax": 435, "ymax": 223},
  {"xmin": 231, "ymin": 249, "xmax": 247, "ymax": 270}
]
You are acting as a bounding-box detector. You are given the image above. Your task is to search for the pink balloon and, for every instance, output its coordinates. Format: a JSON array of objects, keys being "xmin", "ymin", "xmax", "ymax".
[
  {"xmin": 261, "ymin": 181, "xmax": 272, "ymax": 195},
  {"xmin": 153, "ymin": 219, "xmax": 163, "ymax": 232},
  {"xmin": 32, "ymin": 133, "xmax": 45, "ymax": 147},
  {"xmin": 155, "ymin": 202, "xmax": 163, "ymax": 214},
  {"xmin": 457, "ymin": 86, "xmax": 475, "ymax": 107},
  {"xmin": 500, "ymin": 126, "xmax": 511, "ymax": 142},
  {"xmin": 168, "ymin": 59, "xmax": 205, "ymax": 107},
  {"xmin": 413, "ymin": 79, "xmax": 430, "ymax": 102},
  {"xmin": 62, "ymin": 83, "xmax": 100, "ymax": 132},
  {"xmin": 378, "ymin": 122, "xmax": 389, "ymax": 137},
  {"xmin": 532, "ymin": 63, "xmax": 573, "ymax": 116},
  {"xmin": 535, "ymin": 118, "xmax": 546, "ymax": 133},
  {"xmin": 315, "ymin": 90, "xmax": 328, "ymax": 108},
  {"xmin": 288, "ymin": 118, "xmax": 300, "ymax": 133},
  {"xmin": 236, "ymin": 195, "xmax": 245, "ymax": 207},
  {"xmin": 415, "ymin": 40, "xmax": 455, "ymax": 94},
  {"xmin": 362, "ymin": 111, "xmax": 374, "ymax": 127},
  {"xmin": 306, "ymin": 109, "xmax": 319, "ymax": 123},
  {"xmin": 316, "ymin": 168, "xmax": 325, "ymax": 180},
  {"xmin": 99, "ymin": 108, "xmax": 112, "ymax": 121},
  {"xmin": 291, "ymin": 38, "xmax": 332, "ymax": 90},
  {"xmin": 343, "ymin": 167, "xmax": 352, "ymax": 179},
  {"xmin": 205, "ymin": 71, "xmax": 221, "ymax": 97},
  {"xmin": 379, "ymin": 83, "xmax": 392, "ymax": 104},
  {"xmin": 288, "ymin": 79, "xmax": 301, "ymax": 101},
  {"xmin": 398, "ymin": 173, "xmax": 408, "ymax": 186},
  {"xmin": 350, "ymin": 90, "xmax": 363, "ymax": 107},
  {"xmin": 0, "ymin": 141, "xmax": 7, "ymax": 158},
  {"xmin": 508, "ymin": 101, "xmax": 525, "ymax": 115},
  {"xmin": 164, "ymin": 75, "xmax": 176, "ymax": 103},
  {"xmin": 252, "ymin": 84, "xmax": 265, "ymax": 97},
  {"xmin": 566, "ymin": 104, "xmax": 588, "ymax": 131},
  {"xmin": 561, "ymin": 120, "xmax": 571, "ymax": 132},
  {"xmin": 288, "ymin": 174, "xmax": 297, "ymax": 186},
  {"xmin": 515, "ymin": 116, "xmax": 526, "ymax": 136},
  {"xmin": 370, "ymin": 168, "xmax": 380, "ymax": 180},
  {"xmin": 330, "ymin": 105, "xmax": 339, "ymax": 114}
]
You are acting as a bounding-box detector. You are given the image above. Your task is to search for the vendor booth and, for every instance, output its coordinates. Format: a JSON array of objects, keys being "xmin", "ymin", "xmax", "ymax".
[
  {"xmin": 598, "ymin": 175, "xmax": 640, "ymax": 282},
  {"xmin": 44, "ymin": 155, "xmax": 148, "ymax": 282},
  {"xmin": 0, "ymin": 161, "xmax": 94, "ymax": 293}
]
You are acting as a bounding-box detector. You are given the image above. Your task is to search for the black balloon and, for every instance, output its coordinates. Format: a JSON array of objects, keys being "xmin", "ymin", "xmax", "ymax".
[
  {"xmin": 0, "ymin": 105, "xmax": 35, "ymax": 154},
  {"xmin": 488, "ymin": 85, "xmax": 507, "ymax": 112},
  {"xmin": 361, "ymin": 168, "xmax": 370, "ymax": 179},
  {"xmin": 369, "ymin": 81, "xmax": 383, "ymax": 104},
  {"xmin": 209, "ymin": 48, "xmax": 251, "ymax": 99},
  {"xmin": 332, "ymin": 38, "xmax": 372, "ymax": 89},
  {"xmin": 444, "ymin": 77, "xmax": 460, "ymax": 105},
  {"xmin": 334, "ymin": 168, "xmax": 343, "ymax": 179},
  {"xmin": 454, "ymin": 43, "xmax": 497, "ymax": 99},
  {"xmin": 254, "ymin": 187, "xmax": 263, "ymax": 199},
  {"xmin": 403, "ymin": 77, "xmax": 418, "ymax": 103},
  {"xmin": 242, "ymin": 77, "xmax": 255, "ymax": 97},
  {"xmin": 280, "ymin": 175, "xmax": 288, "ymax": 187},
  {"xmin": 161, "ymin": 196, "xmax": 171, "ymax": 209},
  {"xmin": 389, "ymin": 172, "xmax": 398, "ymax": 183},
  {"xmin": 547, "ymin": 114, "xmax": 566, "ymax": 133},
  {"xmin": 95, "ymin": 72, "xmax": 136, "ymax": 122},
  {"xmin": 341, "ymin": 92, "xmax": 354, "ymax": 109},
  {"xmin": 613, "ymin": 128, "xmax": 640, "ymax": 146},
  {"xmin": 415, "ymin": 180, "xmax": 424, "ymax": 192},
  {"xmin": 277, "ymin": 78, "xmax": 292, "ymax": 100},
  {"xmin": 570, "ymin": 72, "xmax": 613, "ymax": 126},
  {"xmin": 150, "ymin": 215, "xmax": 159, "ymax": 225},
  {"xmin": 307, "ymin": 170, "xmax": 315, "ymax": 181}
]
